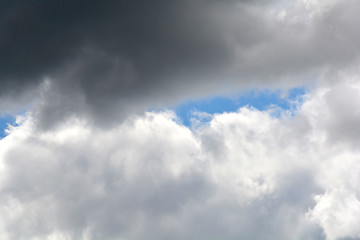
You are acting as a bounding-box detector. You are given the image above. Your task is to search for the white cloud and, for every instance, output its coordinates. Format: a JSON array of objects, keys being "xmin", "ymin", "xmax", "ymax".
[
  {"xmin": 309, "ymin": 188, "xmax": 360, "ymax": 240},
  {"xmin": 1, "ymin": 80, "xmax": 360, "ymax": 240}
]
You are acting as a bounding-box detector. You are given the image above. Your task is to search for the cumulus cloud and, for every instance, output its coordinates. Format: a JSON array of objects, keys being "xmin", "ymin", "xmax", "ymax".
[
  {"xmin": 310, "ymin": 189, "xmax": 360, "ymax": 240},
  {"xmin": 1, "ymin": 81, "xmax": 360, "ymax": 240}
]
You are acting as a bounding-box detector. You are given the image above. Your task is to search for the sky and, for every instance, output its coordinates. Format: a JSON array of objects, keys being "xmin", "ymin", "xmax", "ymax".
[
  {"xmin": 0, "ymin": 115, "xmax": 14, "ymax": 139},
  {"xmin": 173, "ymin": 86, "xmax": 307, "ymax": 126},
  {"xmin": 1, "ymin": 1, "xmax": 360, "ymax": 240}
]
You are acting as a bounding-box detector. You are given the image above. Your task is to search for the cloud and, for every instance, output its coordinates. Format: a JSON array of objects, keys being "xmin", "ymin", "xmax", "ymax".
[
  {"xmin": 2, "ymin": 0, "xmax": 360, "ymax": 124},
  {"xmin": 310, "ymin": 189, "xmax": 360, "ymax": 240},
  {"xmin": 1, "ymin": 1, "xmax": 360, "ymax": 239},
  {"xmin": 1, "ymin": 81, "xmax": 360, "ymax": 240}
]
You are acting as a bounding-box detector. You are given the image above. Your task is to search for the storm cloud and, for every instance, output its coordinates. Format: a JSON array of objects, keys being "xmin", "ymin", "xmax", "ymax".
[{"xmin": 2, "ymin": 0, "xmax": 360, "ymax": 123}]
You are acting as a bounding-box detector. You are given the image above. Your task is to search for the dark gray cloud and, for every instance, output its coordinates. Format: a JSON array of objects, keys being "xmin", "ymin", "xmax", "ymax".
[
  {"xmin": 0, "ymin": 0, "xmax": 240, "ymax": 124},
  {"xmin": 0, "ymin": 0, "xmax": 234, "ymax": 91},
  {"xmin": 2, "ymin": 0, "xmax": 360, "ymax": 126}
]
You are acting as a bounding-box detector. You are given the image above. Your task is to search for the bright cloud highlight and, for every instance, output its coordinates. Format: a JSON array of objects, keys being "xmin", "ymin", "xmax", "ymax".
[{"xmin": 1, "ymin": 81, "xmax": 360, "ymax": 240}]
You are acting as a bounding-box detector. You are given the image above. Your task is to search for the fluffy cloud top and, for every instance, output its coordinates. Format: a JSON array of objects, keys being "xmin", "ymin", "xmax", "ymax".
[{"xmin": 1, "ymin": 80, "xmax": 360, "ymax": 240}]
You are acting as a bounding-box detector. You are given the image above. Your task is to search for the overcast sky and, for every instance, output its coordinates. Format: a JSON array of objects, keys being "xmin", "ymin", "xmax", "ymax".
[{"xmin": 1, "ymin": 0, "xmax": 360, "ymax": 240}]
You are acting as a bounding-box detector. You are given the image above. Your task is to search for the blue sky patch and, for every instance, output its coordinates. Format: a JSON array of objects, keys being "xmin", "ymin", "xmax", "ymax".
[
  {"xmin": 0, "ymin": 114, "xmax": 16, "ymax": 139},
  {"xmin": 0, "ymin": 87, "xmax": 308, "ymax": 135},
  {"xmin": 173, "ymin": 86, "xmax": 307, "ymax": 126}
]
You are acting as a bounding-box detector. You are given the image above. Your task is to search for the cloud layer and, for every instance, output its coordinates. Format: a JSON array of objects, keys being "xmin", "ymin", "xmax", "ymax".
[
  {"xmin": 2, "ymin": 0, "xmax": 360, "ymax": 122},
  {"xmin": 1, "ymin": 80, "xmax": 360, "ymax": 240},
  {"xmin": 2, "ymin": 1, "xmax": 360, "ymax": 239}
]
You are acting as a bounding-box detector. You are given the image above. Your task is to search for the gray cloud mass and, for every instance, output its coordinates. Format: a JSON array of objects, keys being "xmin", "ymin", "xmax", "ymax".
[
  {"xmin": 1, "ymin": 1, "xmax": 360, "ymax": 240},
  {"xmin": 2, "ymin": 0, "xmax": 360, "ymax": 123}
]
